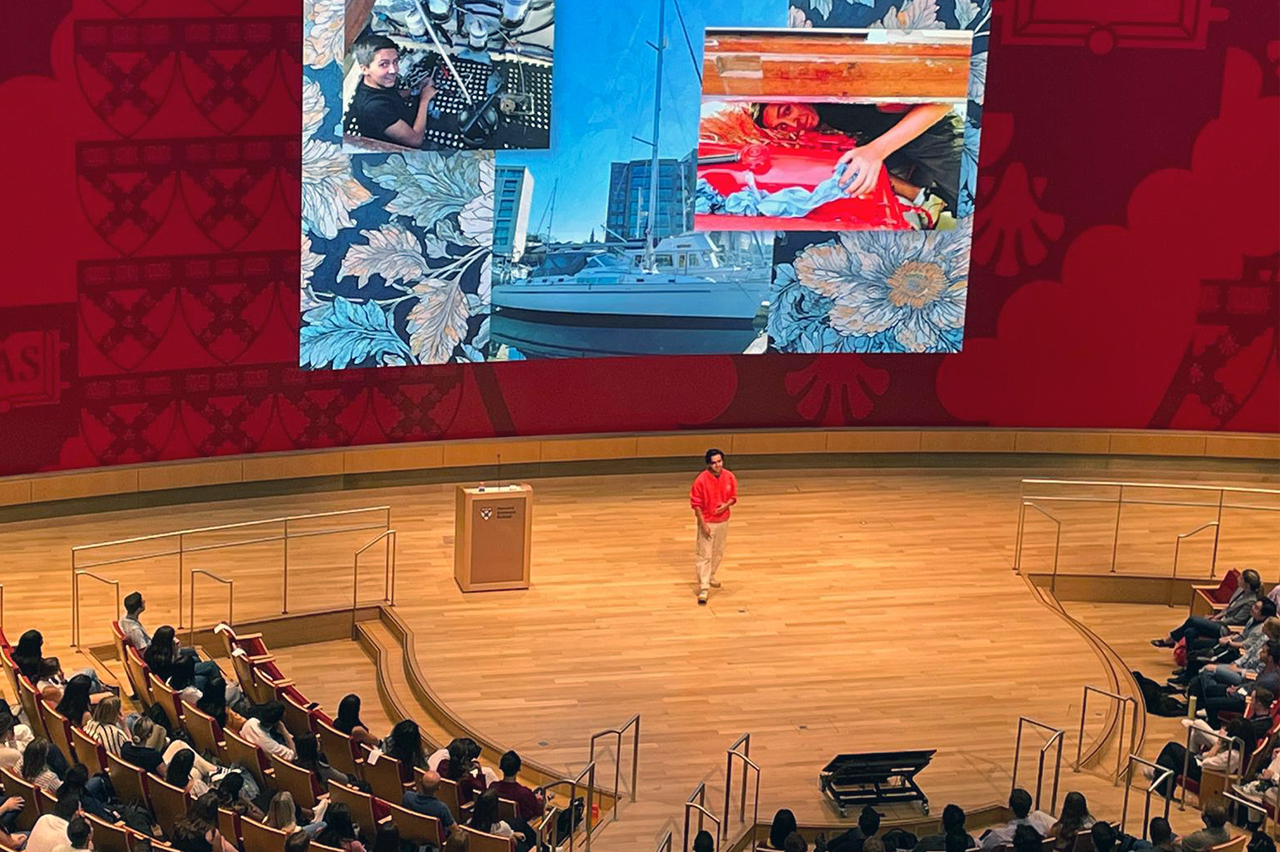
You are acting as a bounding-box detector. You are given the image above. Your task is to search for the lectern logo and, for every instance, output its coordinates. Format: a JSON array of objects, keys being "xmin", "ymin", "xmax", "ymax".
[{"xmin": 480, "ymin": 507, "xmax": 492, "ymax": 521}]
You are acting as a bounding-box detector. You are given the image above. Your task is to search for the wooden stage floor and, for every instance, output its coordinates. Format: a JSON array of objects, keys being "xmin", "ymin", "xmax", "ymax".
[{"xmin": 1, "ymin": 461, "xmax": 1277, "ymax": 848}]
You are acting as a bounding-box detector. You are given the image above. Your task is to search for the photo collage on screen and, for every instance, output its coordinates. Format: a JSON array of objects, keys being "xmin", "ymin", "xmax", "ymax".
[{"xmin": 300, "ymin": 0, "xmax": 990, "ymax": 366}]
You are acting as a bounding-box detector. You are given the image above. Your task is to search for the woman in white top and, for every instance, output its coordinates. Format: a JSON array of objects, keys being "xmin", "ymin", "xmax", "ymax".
[
  {"xmin": 241, "ymin": 701, "xmax": 296, "ymax": 761},
  {"xmin": 468, "ymin": 789, "xmax": 528, "ymax": 849},
  {"xmin": 84, "ymin": 696, "xmax": 130, "ymax": 756}
]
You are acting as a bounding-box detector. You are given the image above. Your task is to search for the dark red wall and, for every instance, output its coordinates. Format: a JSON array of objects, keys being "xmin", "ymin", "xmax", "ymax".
[{"xmin": 0, "ymin": 0, "xmax": 1276, "ymax": 477}]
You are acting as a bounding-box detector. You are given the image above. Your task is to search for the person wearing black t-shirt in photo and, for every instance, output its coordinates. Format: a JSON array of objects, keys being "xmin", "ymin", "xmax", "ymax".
[{"xmin": 346, "ymin": 35, "xmax": 438, "ymax": 148}]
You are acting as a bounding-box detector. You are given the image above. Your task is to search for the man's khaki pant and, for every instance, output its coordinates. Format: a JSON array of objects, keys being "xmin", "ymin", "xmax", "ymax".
[{"xmin": 695, "ymin": 521, "xmax": 728, "ymax": 592}]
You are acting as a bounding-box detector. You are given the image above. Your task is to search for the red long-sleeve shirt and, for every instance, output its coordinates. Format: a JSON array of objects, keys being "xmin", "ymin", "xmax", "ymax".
[{"xmin": 690, "ymin": 469, "xmax": 738, "ymax": 523}]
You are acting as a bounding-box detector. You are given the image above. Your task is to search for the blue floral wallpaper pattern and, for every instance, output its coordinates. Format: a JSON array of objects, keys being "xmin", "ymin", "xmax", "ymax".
[
  {"xmin": 771, "ymin": 0, "xmax": 989, "ymax": 355},
  {"xmin": 301, "ymin": 0, "xmax": 493, "ymax": 369}
]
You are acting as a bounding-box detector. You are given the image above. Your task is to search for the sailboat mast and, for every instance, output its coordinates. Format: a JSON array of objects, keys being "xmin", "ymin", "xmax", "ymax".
[{"xmin": 644, "ymin": 0, "xmax": 666, "ymax": 271}]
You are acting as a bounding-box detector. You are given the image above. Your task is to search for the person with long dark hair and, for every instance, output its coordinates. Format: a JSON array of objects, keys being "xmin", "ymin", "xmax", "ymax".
[
  {"xmin": 769, "ymin": 809, "xmax": 799, "ymax": 849},
  {"xmin": 468, "ymin": 789, "xmax": 529, "ymax": 851},
  {"xmin": 381, "ymin": 720, "xmax": 426, "ymax": 782},
  {"xmin": 55, "ymin": 675, "xmax": 94, "ymax": 726},
  {"xmin": 21, "ymin": 739, "xmax": 61, "ymax": 792},
  {"xmin": 333, "ymin": 695, "xmax": 379, "ymax": 749},
  {"xmin": 438, "ymin": 738, "xmax": 486, "ymax": 805},
  {"xmin": 1047, "ymin": 793, "xmax": 1095, "ymax": 852},
  {"xmin": 295, "ymin": 731, "xmax": 359, "ymax": 789},
  {"xmin": 316, "ymin": 801, "xmax": 366, "ymax": 852},
  {"xmin": 171, "ymin": 791, "xmax": 236, "ymax": 852},
  {"xmin": 144, "ymin": 626, "xmax": 181, "ymax": 682}
]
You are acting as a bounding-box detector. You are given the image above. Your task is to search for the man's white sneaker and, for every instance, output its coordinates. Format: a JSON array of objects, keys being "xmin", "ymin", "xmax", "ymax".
[{"xmin": 698, "ymin": 590, "xmax": 708, "ymax": 605}]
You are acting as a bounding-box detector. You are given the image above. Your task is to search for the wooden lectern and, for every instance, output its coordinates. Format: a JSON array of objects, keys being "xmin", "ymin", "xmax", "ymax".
[{"xmin": 454, "ymin": 483, "xmax": 532, "ymax": 592}]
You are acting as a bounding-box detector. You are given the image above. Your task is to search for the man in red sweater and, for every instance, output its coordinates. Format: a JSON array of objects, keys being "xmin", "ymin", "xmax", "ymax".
[{"xmin": 690, "ymin": 448, "xmax": 738, "ymax": 605}]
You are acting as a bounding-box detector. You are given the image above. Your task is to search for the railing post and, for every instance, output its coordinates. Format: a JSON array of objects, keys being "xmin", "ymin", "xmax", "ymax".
[
  {"xmin": 1074, "ymin": 688, "xmax": 1088, "ymax": 771},
  {"xmin": 1014, "ymin": 501, "xmax": 1027, "ymax": 572},
  {"xmin": 282, "ymin": 518, "xmax": 289, "ymax": 615},
  {"xmin": 177, "ymin": 531, "xmax": 185, "ymax": 628},
  {"xmin": 1210, "ymin": 490, "xmax": 1224, "ymax": 578},
  {"xmin": 632, "ymin": 715, "xmax": 640, "ymax": 802},
  {"xmin": 1109, "ymin": 484, "xmax": 1124, "ymax": 573}
]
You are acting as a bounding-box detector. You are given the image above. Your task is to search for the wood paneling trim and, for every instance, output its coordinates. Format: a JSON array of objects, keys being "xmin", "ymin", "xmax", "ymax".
[{"xmin": 3, "ymin": 430, "xmax": 1276, "ymax": 509}]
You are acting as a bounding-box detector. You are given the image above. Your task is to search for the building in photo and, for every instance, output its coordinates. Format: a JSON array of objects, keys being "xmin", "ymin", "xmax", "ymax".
[{"xmin": 494, "ymin": 166, "xmax": 534, "ymax": 262}]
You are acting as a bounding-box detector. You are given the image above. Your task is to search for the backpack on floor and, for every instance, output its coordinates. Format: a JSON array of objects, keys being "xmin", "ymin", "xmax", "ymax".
[{"xmin": 1133, "ymin": 670, "xmax": 1188, "ymax": 717}]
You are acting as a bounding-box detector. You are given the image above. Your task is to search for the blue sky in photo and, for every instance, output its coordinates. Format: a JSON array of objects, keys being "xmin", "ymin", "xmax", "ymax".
[{"xmin": 495, "ymin": 0, "xmax": 785, "ymax": 242}]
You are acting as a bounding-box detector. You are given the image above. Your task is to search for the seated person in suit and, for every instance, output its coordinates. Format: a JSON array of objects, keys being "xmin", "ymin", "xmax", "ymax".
[{"xmin": 345, "ymin": 35, "xmax": 438, "ymax": 148}]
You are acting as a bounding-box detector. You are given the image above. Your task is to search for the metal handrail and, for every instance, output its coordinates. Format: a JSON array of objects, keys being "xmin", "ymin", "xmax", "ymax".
[
  {"xmin": 189, "ymin": 570, "xmax": 234, "ymax": 645},
  {"xmin": 1120, "ymin": 754, "xmax": 1173, "ymax": 838},
  {"xmin": 1014, "ymin": 501, "xmax": 1063, "ymax": 592},
  {"xmin": 538, "ymin": 805, "xmax": 562, "ymax": 849},
  {"xmin": 1171, "ymin": 522, "xmax": 1220, "ymax": 600},
  {"xmin": 588, "ymin": 712, "xmax": 641, "ymax": 824},
  {"xmin": 1179, "ymin": 727, "xmax": 1246, "ymax": 810},
  {"xmin": 1012, "ymin": 717, "xmax": 1065, "ymax": 815},
  {"xmin": 1018, "ymin": 479, "xmax": 1280, "ymax": 579},
  {"xmin": 70, "ymin": 505, "xmax": 391, "ymax": 629},
  {"xmin": 684, "ymin": 782, "xmax": 721, "ymax": 852},
  {"xmin": 1074, "ymin": 686, "xmax": 1139, "ymax": 784},
  {"xmin": 1223, "ymin": 789, "xmax": 1272, "ymax": 837},
  {"xmin": 0, "ymin": 583, "xmax": 4, "ymax": 634},
  {"xmin": 723, "ymin": 738, "xmax": 760, "ymax": 847},
  {"xmin": 351, "ymin": 530, "xmax": 397, "ymax": 634},
  {"xmin": 543, "ymin": 761, "xmax": 597, "ymax": 852},
  {"xmin": 655, "ymin": 830, "xmax": 674, "ymax": 852},
  {"xmin": 71, "ymin": 571, "xmax": 121, "ymax": 647}
]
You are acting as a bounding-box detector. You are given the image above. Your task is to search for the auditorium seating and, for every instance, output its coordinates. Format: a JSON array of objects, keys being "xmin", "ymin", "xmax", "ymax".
[{"xmin": 1191, "ymin": 569, "xmax": 1242, "ymax": 618}]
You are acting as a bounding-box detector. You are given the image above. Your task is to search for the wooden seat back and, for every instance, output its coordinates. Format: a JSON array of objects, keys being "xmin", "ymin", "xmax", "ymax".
[
  {"xmin": 181, "ymin": 700, "xmax": 227, "ymax": 759},
  {"xmin": 218, "ymin": 807, "xmax": 244, "ymax": 847},
  {"xmin": 111, "ymin": 622, "xmax": 147, "ymax": 703},
  {"xmin": 1209, "ymin": 836, "xmax": 1249, "ymax": 852},
  {"xmin": 86, "ymin": 812, "xmax": 132, "ymax": 852},
  {"xmin": 72, "ymin": 725, "xmax": 109, "ymax": 776},
  {"xmin": 281, "ymin": 691, "xmax": 316, "ymax": 739},
  {"xmin": 105, "ymin": 750, "xmax": 152, "ymax": 809},
  {"xmin": 363, "ymin": 751, "xmax": 406, "ymax": 804},
  {"xmin": 386, "ymin": 800, "xmax": 445, "ymax": 847},
  {"xmin": 147, "ymin": 773, "xmax": 192, "ymax": 836},
  {"xmin": 38, "ymin": 701, "xmax": 78, "ymax": 765},
  {"xmin": 223, "ymin": 727, "xmax": 271, "ymax": 790},
  {"xmin": 457, "ymin": 825, "xmax": 516, "ymax": 852},
  {"xmin": 431, "ymin": 773, "xmax": 464, "ymax": 823},
  {"xmin": 0, "ymin": 766, "xmax": 41, "ymax": 831},
  {"xmin": 316, "ymin": 718, "xmax": 362, "ymax": 780},
  {"xmin": 1070, "ymin": 831, "xmax": 1095, "ymax": 852},
  {"xmin": 16, "ymin": 676, "xmax": 48, "ymax": 741},
  {"xmin": 0, "ymin": 648, "xmax": 21, "ymax": 707},
  {"xmin": 497, "ymin": 796, "xmax": 520, "ymax": 824},
  {"xmin": 268, "ymin": 753, "xmax": 319, "ymax": 810},
  {"xmin": 123, "ymin": 645, "xmax": 154, "ymax": 707},
  {"xmin": 240, "ymin": 817, "xmax": 290, "ymax": 852},
  {"xmin": 325, "ymin": 779, "xmax": 380, "ymax": 844},
  {"xmin": 148, "ymin": 671, "xmax": 185, "ymax": 731}
]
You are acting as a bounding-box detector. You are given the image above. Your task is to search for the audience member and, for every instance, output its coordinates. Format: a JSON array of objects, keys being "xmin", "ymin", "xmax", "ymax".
[
  {"xmin": 196, "ymin": 676, "xmax": 243, "ymax": 733},
  {"xmin": 213, "ymin": 773, "xmax": 265, "ymax": 823},
  {"xmin": 333, "ymin": 696, "xmax": 380, "ymax": 750},
  {"xmin": 381, "ymin": 720, "xmax": 427, "ymax": 782},
  {"xmin": 468, "ymin": 789, "xmax": 528, "ymax": 852},
  {"xmin": 770, "ymin": 810, "xmax": 800, "ymax": 850},
  {"xmin": 402, "ymin": 769, "xmax": 455, "ymax": 835},
  {"xmin": 316, "ymin": 802, "xmax": 366, "ymax": 852},
  {"xmin": 1179, "ymin": 801, "xmax": 1230, "ymax": 852},
  {"xmin": 52, "ymin": 815, "xmax": 91, "ymax": 852},
  {"xmin": 786, "ymin": 833, "xmax": 810, "ymax": 852},
  {"xmin": 121, "ymin": 718, "xmax": 169, "ymax": 775},
  {"xmin": 241, "ymin": 701, "xmax": 296, "ymax": 762},
  {"xmin": 917, "ymin": 804, "xmax": 976, "ymax": 851},
  {"xmin": 25, "ymin": 790, "xmax": 80, "ymax": 852},
  {"xmin": 1173, "ymin": 605, "xmax": 1279, "ymax": 687},
  {"xmin": 693, "ymin": 830, "xmax": 715, "ymax": 852},
  {"xmin": 489, "ymin": 751, "xmax": 543, "ymax": 822},
  {"xmin": 1193, "ymin": 641, "xmax": 1280, "ymax": 727},
  {"xmin": 22, "ymin": 739, "xmax": 63, "ymax": 793},
  {"xmin": 295, "ymin": 732, "xmax": 356, "ymax": 789},
  {"xmin": 0, "ymin": 794, "xmax": 29, "ymax": 850},
  {"xmin": 439, "ymin": 739, "xmax": 486, "ymax": 806},
  {"xmin": 0, "ymin": 701, "xmax": 33, "ymax": 771},
  {"xmin": 119, "ymin": 592, "xmax": 151, "ymax": 650},
  {"xmin": 285, "ymin": 832, "xmax": 313, "ymax": 852},
  {"xmin": 85, "ymin": 696, "xmax": 129, "ymax": 756},
  {"xmin": 265, "ymin": 791, "xmax": 327, "ymax": 836},
  {"xmin": 828, "ymin": 805, "xmax": 881, "ymax": 852},
  {"xmin": 15, "ymin": 633, "xmax": 110, "ymax": 703},
  {"xmin": 170, "ymin": 792, "xmax": 236, "ymax": 852},
  {"xmin": 981, "ymin": 789, "xmax": 1054, "ymax": 850},
  {"xmin": 54, "ymin": 676, "xmax": 94, "ymax": 727},
  {"xmin": 1047, "ymin": 792, "xmax": 1094, "ymax": 852},
  {"xmin": 1132, "ymin": 818, "xmax": 1177, "ymax": 852},
  {"xmin": 371, "ymin": 823, "xmax": 400, "ymax": 852},
  {"xmin": 1154, "ymin": 570, "xmax": 1263, "ymax": 648},
  {"xmin": 1011, "ymin": 826, "xmax": 1042, "ymax": 852},
  {"xmin": 442, "ymin": 831, "xmax": 469, "ymax": 852},
  {"xmin": 1091, "ymin": 822, "xmax": 1117, "ymax": 852}
]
